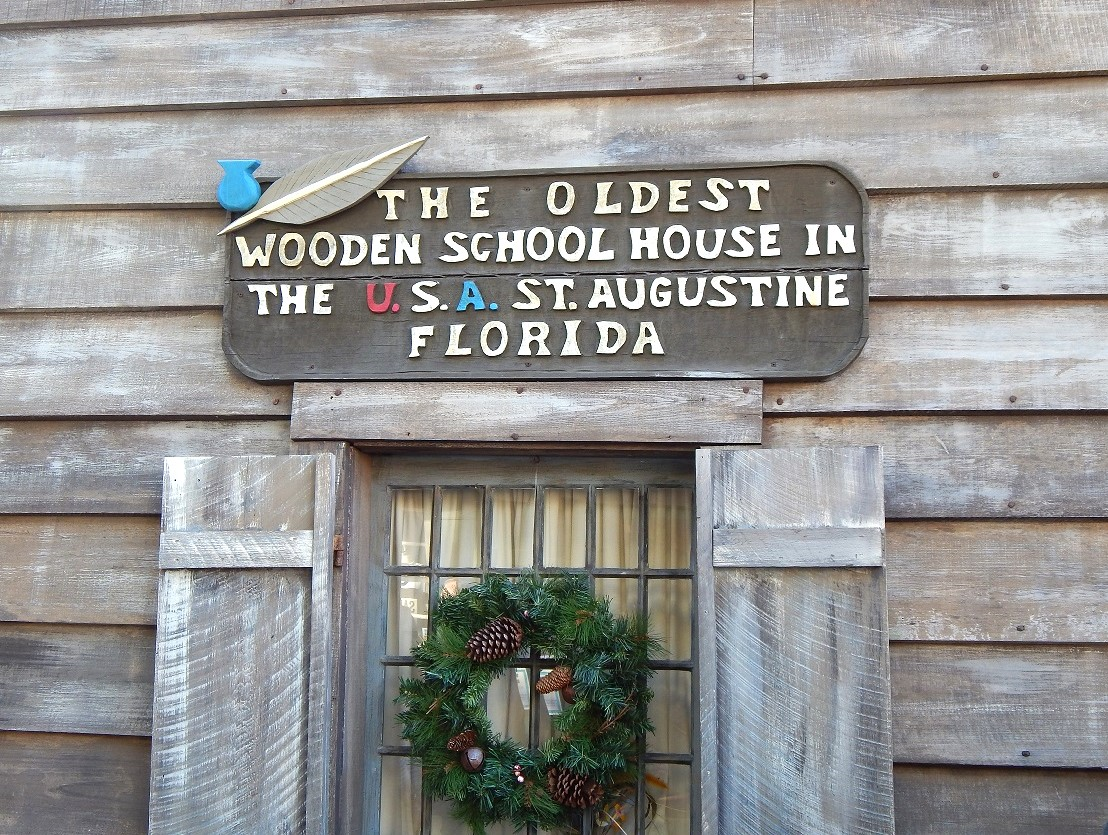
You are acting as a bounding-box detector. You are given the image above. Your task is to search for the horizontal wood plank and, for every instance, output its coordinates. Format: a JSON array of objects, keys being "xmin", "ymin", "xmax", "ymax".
[
  {"xmin": 0, "ymin": 209, "xmax": 225, "ymax": 310},
  {"xmin": 762, "ymin": 415, "xmax": 1108, "ymax": 518},
  {"xmin": 887, "ymin": 520, "xmax": 1108, "ymax": 643},
  {"xmin": 891, "ymin": 643, "xmax": 1107, "ymax": 768},
  {"xmin": 6, "ymin": 189, "xmax": 1104, "ymax": 311},
  {"xmin": 713, "ymin": 526, "xmax": 884, "ymax": 567},
  {"xmin": 0, "ymin": 0, "xmax": 614, "ymax": 27},
  {"xmin": 2, "ymin": 626, "xmax": 1099, "ymax": 768},
  {"xmin": 869, "ymin": 189, "xmax": 1108, "ymax": 298},
  {"xmin": 755, "ymin": 0, "xmax": 1108, "ymax": 86},
  {"xmin": 159, "ymin": 530, "xmax": 315, "ymax": 568},
  {"xmin": 0, "ymin": 310, "xmax": 290, "ymax": 417},
  {"xmin": 0, "ymin": 623, "xmax": 154, "ymax": 736},
  {"xmin": 0, "ymin": 419, "xmax": 292, "ymax": 514},
  {"xmin": 0, "ymin": 515, "xmax": 159, "ymax": 625},
  {"xmin": 5, "ymin": 516, "xmax": 1097, "ymax": 639},
  {"xmin": 292, "ymin": 380, "xmax": 762, "ymax": 444},
  {"xmin": 0, "ymin": 731, "xmax": 150, "ymax": 835},
  {"xmin": 1, "ymin": 79, "xmax": 1104, "ymax": 209},
  {"xmin": 894, "ymin": 764, "xmax": 1108, "ymax": 835},
  {"xmin": 15, "ymin": 302, "xmax": 1095, "ymax": 420},
  {"xmin": 765, "ymin": 299, "xmax": 1108, "ymax": 413},
  {"xmin": 0, "ymin": 2, "xmax": 752, "ymax": 113}
]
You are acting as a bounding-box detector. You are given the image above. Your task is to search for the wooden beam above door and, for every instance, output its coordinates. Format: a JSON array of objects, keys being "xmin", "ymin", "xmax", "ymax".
[{"xmin": 292, "ymin": 380, "xmax": 762, "ymax": 445}]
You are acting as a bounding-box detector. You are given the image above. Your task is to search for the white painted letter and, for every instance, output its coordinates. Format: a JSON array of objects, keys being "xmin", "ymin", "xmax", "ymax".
[
  {"xmin": 547, "ymin": 182, "xmax": 575, "ymax": 216},
  {"xmin": 236, "ymin": 234, "xmax": 276, "ymax": 267},
  {"xmin": 420, "ymin": 187, "xmax": 449, "ymax": 219},
  {"xmin": 469, "ymin": 186, "xmax": 490, "ymax": 218},
  {"xmin": 340, "ymin": 234, "xmax": 368, "ymax": 266},
  {"xmin": 247, "ymin": 283, "xmax": 277, "ymax": 314},
  {"xmin": 596, "ymin": 322, "xmax": 628, "ymax": 354},
  {"xmin": 377, "ymin": 189, "xmax": 406, "ymax": 220},
  {"xmin": 409, "ymin": 325, "xmax": 434, "ymax": 357}
]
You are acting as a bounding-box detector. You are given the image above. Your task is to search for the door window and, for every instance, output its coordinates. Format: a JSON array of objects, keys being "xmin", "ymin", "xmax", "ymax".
[{"xmin": 370, "ymin": 456, "xmax": 695, "ymax": 834}]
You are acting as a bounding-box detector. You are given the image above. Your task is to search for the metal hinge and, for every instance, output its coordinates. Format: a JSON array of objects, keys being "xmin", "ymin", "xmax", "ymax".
[{"xmin": 333, "ymin": 533, "xmax": 345, "ymax": 568}]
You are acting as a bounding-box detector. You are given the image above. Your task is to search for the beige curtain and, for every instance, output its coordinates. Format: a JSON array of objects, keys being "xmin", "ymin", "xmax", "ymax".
[{"xmin": 383, "ymin": 485, "xmax": 692, "ymax": 834}]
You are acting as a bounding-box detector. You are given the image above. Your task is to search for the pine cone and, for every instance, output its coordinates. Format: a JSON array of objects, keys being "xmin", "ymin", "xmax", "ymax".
[
  {"xmin": 465, "ymin": 616, "xmax": 524, "ymax": 662},
  {"xmin": 536, "ymin": 665, "xmax": 573, "ymax": 695},
  {"xmin": 446, "ymin": 730, "xmax": 477, "ymax": 753},
  {"xmin": 546, "ymin": 767, "xmax": 604, "ymax": 810}
]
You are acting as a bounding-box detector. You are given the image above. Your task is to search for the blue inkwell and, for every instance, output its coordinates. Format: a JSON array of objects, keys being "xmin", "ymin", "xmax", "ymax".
[{"xmin": 217, "ymin": 160, "xmax": 263, "ymax": 213}]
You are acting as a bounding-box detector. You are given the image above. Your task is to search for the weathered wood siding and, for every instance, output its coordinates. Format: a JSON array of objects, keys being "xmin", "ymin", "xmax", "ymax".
[{"xmin": 1, "ymin": 0, "xmax": 1105, "ymax": 832}]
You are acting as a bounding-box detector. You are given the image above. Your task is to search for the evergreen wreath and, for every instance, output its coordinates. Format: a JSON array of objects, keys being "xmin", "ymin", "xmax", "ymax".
[{"xmin": 397, "ymin": 573, "xmax": 661, "ymax": 834}]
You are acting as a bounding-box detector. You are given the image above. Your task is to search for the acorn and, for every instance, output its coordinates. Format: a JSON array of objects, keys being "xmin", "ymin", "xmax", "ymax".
[{"xmin": 460, "ymin": 746, "xmax": 485, "ymax": 773}]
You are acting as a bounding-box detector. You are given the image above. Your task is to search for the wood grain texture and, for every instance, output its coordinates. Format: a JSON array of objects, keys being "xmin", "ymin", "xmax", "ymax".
[
  {"xmin": 754, "ymin": 0, "xmax": 1108, "ymax": 86},
  {"xmin": 765, "ymin": 299, "xmax": 1108, "ymax": 413},
  {"xmin": 0, "ymin": 622, "xmax": 154, "ymax": 736},
  {"xmin": 0, "ymin": 731, "xmax": 150, "ymax": 835},
  {"xmin": 869, "ymin": 189, "xmax": 1108, "ymax": 298},
  {"xmin": 894, "ymin": 764, "xmax": 1108, "ymax": 835},
  {"xmin": 159, "ymin": 530, "xmax": 315, "ymax": 568},
  {"xmin": 149, "ymin": 568, "xmax": 310, "ymax": 834},
  {"xmin": 6, "ymin": 189, "xmax": 1103, "ymax": 311},
  {"xmin": 0, "ymin": 209, "xmax": 226, "ymax": 310},
  {"xmin": 1, "ymin": 79, "xmax": 1104, "ymax": 209},
  {"xmin": 292, "ymin": 380, "xmax": 762, "ymax": 444},
  {"xmin": 0, "ymin": 0, "xmax": 629, "ymax": 27},
  {"xmin": 0, "ymin": 311, "xmax": 290, "ymax": 417},
  {"xmin": 0, "ymin": 419, "xmax": 292, "ymax": 514},
  {"xmin": 6, "ymin": 516, "xmax": 1097, "ymax": 640},
  {"xmin": 886, "ymin": 520, "xmax": 1108, "ymax": 643},
  {"xmin": 151, "ymin": 454, "xmax": 336, "ymax": 835},
  {"xmin": 161, "ymin": 455, "xmax": 317, "ymax": 532},
  {"xmin": 0, "ymin": 1, "xmax": 753, "ymax": 113},
  {"xmin": 0, "ymin": 515, "xmax": 159, "ymax": 625},
  {"xmin": 713, "ymin": 526, "xmax": 884, "ymax": 567},
  {"xmin": 699, "ymin": 447, "xmax": 893, "ymax": 834},
  {"xmin": 11, "ymin": 302, "xmax": 1106, "ymax": 418},
  {"xmin": 762, "ymin": 414, "xmax": 1108, "ymax": 518},
  {"xmin": 891, "ymin": 643, "xmax": 1108, "ymax": 768}
]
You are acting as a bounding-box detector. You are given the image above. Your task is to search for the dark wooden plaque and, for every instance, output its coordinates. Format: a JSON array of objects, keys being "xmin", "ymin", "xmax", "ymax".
[{"xmin": 223, "ymin": 163, "xmax": 868, "ymax": 381}]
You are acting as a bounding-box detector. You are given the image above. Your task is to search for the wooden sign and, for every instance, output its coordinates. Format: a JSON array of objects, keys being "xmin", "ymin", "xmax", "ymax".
[{"xmin": 223, "ymin": 162, "xmax": 868, "ymax": 381}]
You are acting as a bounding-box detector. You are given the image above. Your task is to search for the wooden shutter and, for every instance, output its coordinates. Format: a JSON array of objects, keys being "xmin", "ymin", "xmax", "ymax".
[
  {"xmin": 696, "ymin": 446, "xmax": 894, "ymax": 834},
  {"xmin": 149, "ymin": 455, "xmax": 337, "ymax": 835}
]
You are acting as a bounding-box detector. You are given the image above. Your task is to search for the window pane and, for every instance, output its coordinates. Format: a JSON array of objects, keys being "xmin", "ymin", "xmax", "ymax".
[
  {"xmin": 380, "ymin": 756, "xmax": 421, "ymax": 835},
  {"xmin": 596, "ymin": 488, "xmax": 639, "ymax": 568},
  {"xmin": 441, "ymin": 487, "xmax": 483, "ymax": 569},
  {"xmin": 392, "ymin": 488, "xmax": 432, "ymax": 566},
  {"xmin": 647, "ymin": 487, "xmax": 692, "ymax": 569},
  {"xmin": 388, "ymin": 576, "xmax": 429, "ymax": 655},
  {"xmin": 644, "ymin": 763, "xmax": 691, "ymax": 835},
  {"xmin": 437, "ymin": 575, "xmax": 479, "ymax": 602},
  {"xmin": 383, "ymin": 665, "xmax": 413, "ymax": 747},
  {"xmin": 649, "ymin": 579, "xmax": 692, "ymax": 661},
  {"xmin": 490, "ymin": 488, "xmax": 536, "ymax": 568},
  {"xmin": 595, "ymin": 576, "xmax": 639, "ymax": 619},
  {"xmin": 487, "ymin": 668, "xmax": 532, "ymax": 743},
  {"xmin": 543, "ymin": 488, "xmax": 586, "ymax": 568},
  {"xmin": 649, "ymin": 670, "xmax": 692, "ymax": 754}
]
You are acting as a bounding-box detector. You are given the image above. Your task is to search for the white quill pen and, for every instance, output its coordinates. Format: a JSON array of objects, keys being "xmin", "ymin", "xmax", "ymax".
[{"xmin": 218, "ymin": 136, "xmax": 428, "ymax": 236}]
